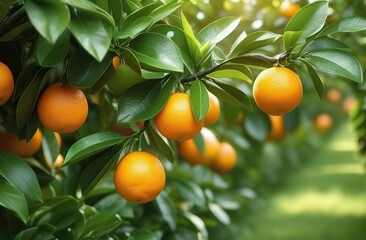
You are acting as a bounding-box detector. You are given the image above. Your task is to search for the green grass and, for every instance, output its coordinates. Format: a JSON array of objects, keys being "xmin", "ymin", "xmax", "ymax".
[{"xmin": 242, "ymin": 122, "xmax": 366, "ymax": 240}]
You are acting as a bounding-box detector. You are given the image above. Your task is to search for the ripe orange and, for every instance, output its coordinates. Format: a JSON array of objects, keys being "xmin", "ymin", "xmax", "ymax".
[
  {"xmin": 112, "ymin": 56, "xmax": 120, "ymax": 70},
  {"xmin": 0, "ymin": 129, "xmax": 43, "ymax": 158},
  {"xmin": 253, "ymin": 67, "xmax": 303, "ymax": 116},
  {"xmin": 178, "ymin": 127, "xmax": 220, "ymax": 166},
  {"xmin": 154, "ymin": 92, "xmax": 204, "ymax": 141},
  {"xmin": 267, "ymin": 115, "xmax": 286, "ymax": 141},
  {"xmin": 114, "ymin": 151, "xmax": 166, "ymax": 203},
  {"xmin": 280, "ymin": 1, "xmax": 301, "ymax": 19},
  {"xmin": 204, "ymin": 92, "xmax": 220, "ymax": 126},
  {"xmin": 314, "ymin": 113, "xmax": 333, "ymax": 133},
  {"xmin": 326, "ymin": 88, "xmax": 342, "ymax": 104},
  {"xmin": 211, "ymin": 142, "xmax": 237, "ymax": 174},
  {"xmin": 0, "ymin": 61, "xmax": 14, "ymax": 105},
  {"xmin": 37, "ymin": 83, "xmax": 88, "ymax": 133}
]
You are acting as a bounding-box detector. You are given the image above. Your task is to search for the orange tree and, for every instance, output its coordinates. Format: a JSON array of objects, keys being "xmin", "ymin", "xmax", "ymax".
[{"xmin": 0, "ymin": 0, "xmax": 365, "ymax": 239}]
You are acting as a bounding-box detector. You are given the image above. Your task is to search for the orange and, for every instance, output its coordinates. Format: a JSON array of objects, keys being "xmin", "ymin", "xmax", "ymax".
[
  {"xmin": 267, "ymin": 115, "xmax": 286, "ymax": 141},
  {"xmin": 154, "ymin": 92, "xmax": 204, "ymax": 141},
  {"xmin": 178, "ymin": 127, "xmax": 220, "ymax": 166},
  {"xmin": 0, "ymin": 129, "xmax": 43, "ymax": 158},
  {"xmin": 112, "ymin": 56, "xmax": 120, "ymax": 70},
  {"xmin": 211, "ymin": 142, "xmax": 237, "ymax": 174},
  {"xmin": 314, "ymin": 113, "xmax": 333, "ymax": 133},
  {"xmin": 253, "ymin": 67, "xmax": 303, "ymax": 116},
  {"xmin": 326, "ymin": 88, "xmax": 342, "ymax": 104},
  {"xmin": 114, "ymin": 151, "xmax": 166, "ymax": 203},
  {"xmin": 37, "ymin": 83, "xmax": 88, "ymax": 133},
  {"xmin": 204, "ymin": 92, "xmax": 220, "ymax": 126},
  {"xmin": 280, "ymin": 1, "xmax": 301, "ymax": 19},
  {"xmin": 0, "ymin": 61, "xmax": 14, "ymax": 105}
]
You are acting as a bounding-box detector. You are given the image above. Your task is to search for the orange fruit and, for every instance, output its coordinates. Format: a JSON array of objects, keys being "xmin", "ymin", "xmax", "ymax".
[
  {"xmin": 205, "ymin": 92, "xmax": 221, "ymax": 126},
  {"xmin": 267, "ymin": 115, "xmax": 286, "ymax": 141},
  {"xmin": 178, "ymin": 127, "xmax": 220, "ymax": 166},
  {"xmin": 154, "ymin": 92, "xmax": 204, "ymax": 141},
  {"xmin": 326, "ymin": 88, "xmax": 342, "ymax": 104},
  {"xmin": 0, "ymin": 61, "xmax": 14, "ymax": 105},
  {"xmin": 211, "ymin": 142, "xmax": 237, "ymax": 174},
  {"xmin": 114, "ymin": 151, "xmax": 166, "ymax": 203},
  {"xmin": 0, "ymin": 129, "xmax": 43, "ymax": 158},
  {"xmin": 280, "ymin": 1, "xmax": 301, "ymax": 19},
  {"xmin": 112, "ymin": 56, "xmax": 120, "ymax": 70},
  {"xmin": 314, "ymin": 113, "xmax": 333, "ymax": 133},
  {"xmin": 253, "ymin": 67, "xmax": 303, "ymax": 116},
  {"xmin": 37, "ymin": 83, "xmax": 88, "ymax": 133}
]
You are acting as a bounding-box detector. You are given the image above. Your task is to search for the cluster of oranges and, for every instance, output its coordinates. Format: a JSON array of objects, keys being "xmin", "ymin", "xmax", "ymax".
[
  {"xmin": 0, "ymin": 60, "xmax": 86, "ymax": 165},
  {"xmin": 113, "ymin": 89, "xmax": 236, "ymax": 203}
]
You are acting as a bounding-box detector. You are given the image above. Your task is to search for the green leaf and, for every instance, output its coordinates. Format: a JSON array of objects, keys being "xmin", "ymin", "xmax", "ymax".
[
  {"xmin": 150, "ymin": 2, "xmax": 182, "ymax": 25},
  {"xmin": 284, "ymin": 1, "xmax": 328, "ymax": 49},
  {"xmin": 79, "ymin": 145, "xmax": 121, "ymax": 196},
  {"xmin": 304, "ymin": 37, "xmax": 349, "ymax": 52},
  {"xmin": 230, "ymin": 31, "xmax": 281, "ymax": 56},
  {"xmin": 68, "ymin": 49, "xmax": 114, "ymax": 89},
  {"xmin": 318, "ymin": 16, "xmax": 366, "ymax": 37},
  {"xmin": 181, "ymin": 12, "xmax": 202, "ymax": 63},
  {"xmin": 28, "ymin": 196, "xmax": 81, "ymax": 230},
  {"xmin": 193, "ymin": 131, "xmax": 205, "ymax": 153},
  {"xmin": 181, "ymin": 211, "xmax": 208, "ymax": 240},
  {"xmin": 146, "ymin": 124, "xmax": 175, "ymax": 163},
  {"xmin": 12, "ymin": 63, "xmax": 41, "ymax": 100},
  {"xmin": 129, "ymin": 229, "xmax": 161, "ymax": 240},
  {"xmin": 16, "ymin": 69, "xmax": 48, "ymax": 129},
  {"xmin": 155, "ymin": 191, "xmax": 177, "ymax": 230},
  {"xmin": 0, "ymin": 22, "xmax": 33, "ymax": 42},
  {"xmin": 35, "ymin": 30, "xmax": 70, "ymax": 67},
  {"xmin": 204, "ymin": 80, "xmax": 249, "ymax": 109},
  {"xmin": 64, "ymin": 132, "xmax": 125, "ymax": 166},
  {"xmin": 171, "ymin": 179, "xmax": 206, "ymax": 208},
  {"xmin": 197, "ymin": 17, "xmax": 241, "ymax": 45},
  {"xmin": 303, "ymin": 61, "xmax": 323, "ymax": 100},
  {"xmin": 129, "ymin": 32, "xmax": 184, "ymax": 72},
  {"xmin": 304, "ymin": 49, "xmax": 363, "ymax": 83},
  {"xmin": 80, "ymin": 213, "xmax": 122, "ymax": 238},
  {"xmin": 109, "ymin": 0, "xmax": 123, "ymax": 26},
  {"xmin": 190, "ymin": 80, "xmax": 209, "ymax": 122},
  {"xmin": 244, "ymin": 110, "xmax": 270, "ymax": 141},
  {"xmin": 228, "ymin": 55, "xmax": 273, "ymax": 70},
  {"xmin": 0, "ymin": 183, "xmax": 29, "ymax": 223},
  {"xmin": 114, "ymin": 16, "xmax": 152, "ymax": 39},
  {"xmin": 208, "ymin": 203, "xmax": 230, "ymax": 225},
  {"xmin": 208, "ymin": 64, "xmax": 252, "ymax": 82},
  {"xmin": 117, "ymin": 77, "xmax": 177, "ymax": 123},
  {"xmin": 210, "ymin": 78, "xmax": 252, "ymax": 110},
  {"xmin": 0, "ymin": 151, "xmax": 43, "ymax": 202},
  {"xmin": 41, "ymin": 129, "xmax": 60, "ymax": 168},
  {"xmin": 68, "ymin": 5, "xmax": 114, "ymax": 61},
  {"xmin": 0, "ymin": 0, "xmax": 11, "ymax": 21},
  {"xmin": 24, "ymin": 0, "xmax": 70, "ymax": 43}
]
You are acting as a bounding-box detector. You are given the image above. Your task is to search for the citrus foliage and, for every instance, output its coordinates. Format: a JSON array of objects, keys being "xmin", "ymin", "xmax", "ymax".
[{"xmin": 0, "ymin": 0, "xmax": 366, "ymax": 239}]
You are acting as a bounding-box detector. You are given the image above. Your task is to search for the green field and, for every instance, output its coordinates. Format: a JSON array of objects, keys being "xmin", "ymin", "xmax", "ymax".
[{"xmin": 243, "ymin": 122, "xmax": 366, "ymax": 240}]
